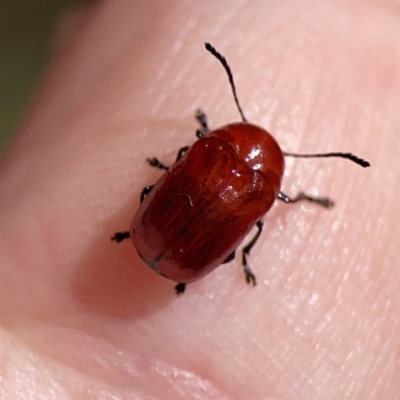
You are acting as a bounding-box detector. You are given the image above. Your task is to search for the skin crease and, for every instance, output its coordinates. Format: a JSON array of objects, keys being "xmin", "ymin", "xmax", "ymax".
[{"xmin": 0, "ymin": 0, "xmax": 399, "ymax": 398}]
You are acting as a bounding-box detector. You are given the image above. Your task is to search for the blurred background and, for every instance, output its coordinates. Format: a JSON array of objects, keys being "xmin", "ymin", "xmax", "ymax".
[{"xmin": 0, "ymin": 0, "xmax": 84, "ymax": 151}]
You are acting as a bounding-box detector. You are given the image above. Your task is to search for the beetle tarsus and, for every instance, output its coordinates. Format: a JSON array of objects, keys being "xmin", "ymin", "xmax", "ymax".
[
  {"xmin": 111, "ymin": 231, "xmax": 130, "ymax": 242},
  {"xmin": 147, "ymin": 158, "xmax": 169, "ymax": 171},
  {"xmin": 195, "ymin": 109, "xmax": 210, "ymax": 138},
  {"xmin": 175, "ymin": 283, "xmax": 186, "ymax": 294},
  {"xmin": 244, "ymin": 265, "xmax": 257, "ymax": 286}
]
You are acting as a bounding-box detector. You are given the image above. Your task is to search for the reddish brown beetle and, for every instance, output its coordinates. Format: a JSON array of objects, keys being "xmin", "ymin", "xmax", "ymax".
[{"xmin": 112, "ymin": 43, "xmax": 369, "ymax": 294}]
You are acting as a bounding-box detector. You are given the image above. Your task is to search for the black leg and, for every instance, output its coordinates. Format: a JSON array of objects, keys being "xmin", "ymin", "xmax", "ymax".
[
  {"xmin": 147, "ymin": 109, "xmax": 208, "ymax": 171},
  {"xmin": 175, "ymin": 146, "xmax": 189, "ymax": 162},
  {"xmin": 147, "ymin": 144, "xmax": 189, "ymax": 171},
  {"xmin": 195, "ymin": 109, "xmax": 210, "ymax": 138},
  {"xmin": 140, "ymin": 185, "xmax": 154, "ymax": 203},
  {"xmin": 146, "ymin": 158, "xmax": 169, "ymax": 170},
  {"xmin": 111, "ymin": 231, "xmax": 130, "ymax": 242},
  {"xmin": 241, "ymin": 220, "xmax": 263, "ymax": 286},
  {"xmin": 112, "ymin": 185, "xmax": 154, "ymax": 243},
  {"xmin": 278, "ymin": 191, "xmax": 334, "ymax": 208},
  {"xmin": 175, "ymin": 283, "xmax": 186, "ymax": 294},
  {"xmin": 222, "ymin": 251, "xmax": 235, "ymax": 264}
]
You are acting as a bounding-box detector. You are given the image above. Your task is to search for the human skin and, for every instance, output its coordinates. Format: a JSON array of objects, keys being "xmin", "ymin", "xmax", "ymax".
[{"xmin": 0, "ymin": 0, "xmax": 399, "ymax": 399}]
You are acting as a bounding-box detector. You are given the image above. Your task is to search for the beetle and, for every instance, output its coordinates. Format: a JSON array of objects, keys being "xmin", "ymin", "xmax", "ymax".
[{"xmin": 112, "ymin": 43, "xmax": 370, "ymax": 294}]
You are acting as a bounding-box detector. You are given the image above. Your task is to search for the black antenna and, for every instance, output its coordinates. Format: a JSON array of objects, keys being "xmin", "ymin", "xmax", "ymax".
[
  {"xmin": 283, "ymin": 151, "xmax": 370, "ymax": 168},
  {"xmin": 205, "ymin": 42, "xmax": 247, "ymax": 123},
  {"xmin": 205, "ymin": 42, "xmax": 370, "ymax": 168}
]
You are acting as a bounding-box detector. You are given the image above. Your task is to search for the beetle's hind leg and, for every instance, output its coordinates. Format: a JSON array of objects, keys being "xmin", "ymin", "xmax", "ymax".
[
  {"xmin": 241, "ymin": 220, "xmax": 263, "ymax": 286},
  {"xmin": 278, "ymin": 191, "xmax": 334, "ymax": 208}
]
